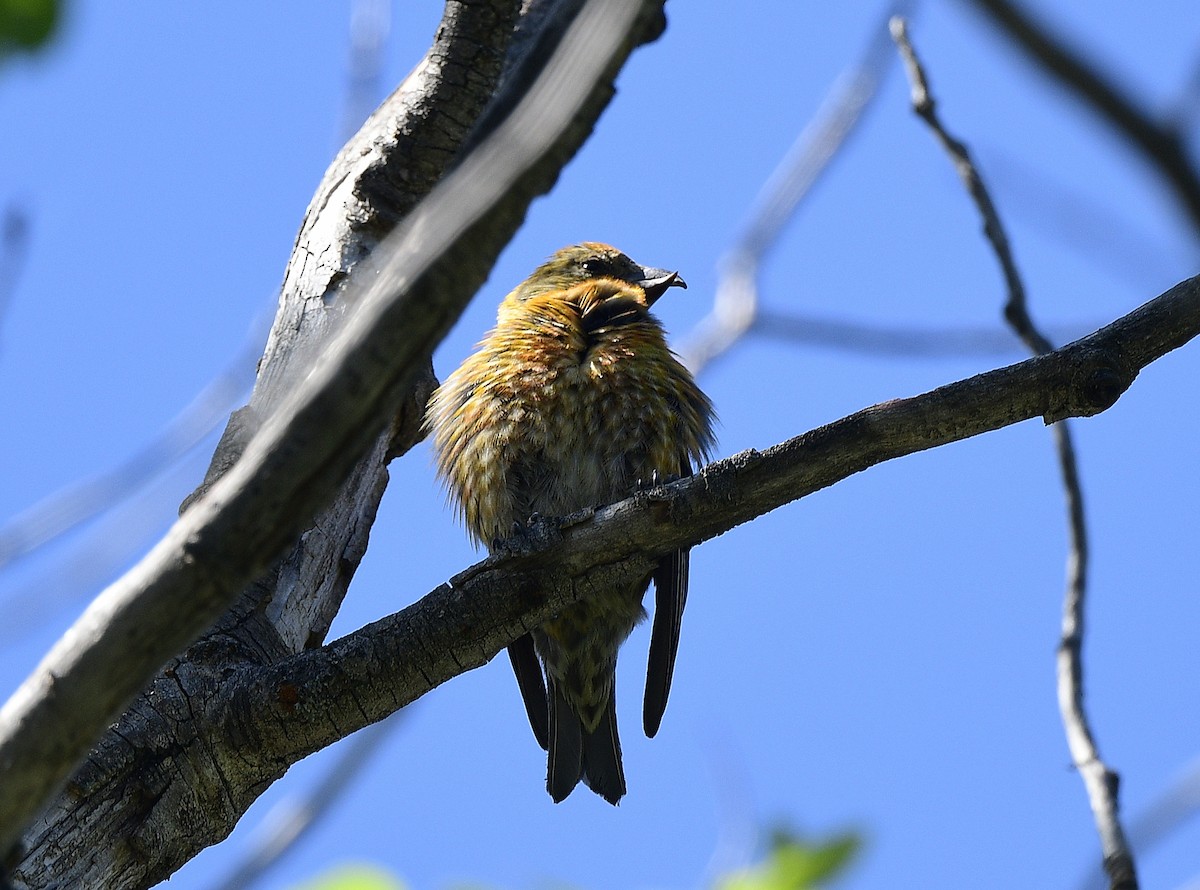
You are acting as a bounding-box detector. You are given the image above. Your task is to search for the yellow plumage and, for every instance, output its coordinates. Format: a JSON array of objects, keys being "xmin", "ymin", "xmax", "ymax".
[{"xmin": 426, "ymin": 243, "xmax": 715, "ymax": 804}]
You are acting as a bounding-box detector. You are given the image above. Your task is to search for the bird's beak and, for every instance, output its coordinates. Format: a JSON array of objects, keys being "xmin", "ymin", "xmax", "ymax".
[{"xmin": 638, "ymin": 267, "xmax": 687, "ymax": 306}]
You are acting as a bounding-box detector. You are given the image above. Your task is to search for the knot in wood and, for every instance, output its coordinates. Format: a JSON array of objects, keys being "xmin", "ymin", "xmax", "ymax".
[
  {"xmin": 276, "ymin": 682, "xmax": 300, "ymax": 713},
  {"xmin": 1081, "ymin": 366, "xmax": 1126, "ymax": 412}
]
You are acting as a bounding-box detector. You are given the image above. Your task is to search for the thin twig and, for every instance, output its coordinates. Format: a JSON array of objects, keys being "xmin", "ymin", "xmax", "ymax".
[
  {"xmin": 960, "ymin": 0, "xmax": 1200, "ymax": 236},
  {"xmin": 981, "ymin": 151, "xmax": 1189, "ymax": 291},
  {"xmin": 753, "ymin": 309, "xmax": 1092, "ymax": 358},
  {"xmin": 1079, "ymin": 756, "xmax": 1200, "ymax": 890},
  {"xmin": 210, "ymin": 714, "xmax": 405, "ymax": 890},
  {"xmin": 0, "ymin": 311, "xmax": 266, "ymax": 574},
  {"xmin": 0, "ymin": 451, "xmax": 211, "ymax": 645},
  {"xmin": 340, "ymin": 0, "xmax": 391, "ymax": 141},
  {"xmin": 891, "ymin": 17, "xmax": 1136, "ymax": 890},
  {"xmin": 678, "ymin": 2, "xmax": 910, "ymax": 373},
  {"xmin": 0, "ymin": 205, "xmax": 30, "ymax": 341}
]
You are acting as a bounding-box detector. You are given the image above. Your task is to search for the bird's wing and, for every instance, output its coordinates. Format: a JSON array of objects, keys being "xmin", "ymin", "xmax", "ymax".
[
  {"xmin": 546, "ymin": 676, "xmax": 584, "ymax": 803},
  {"xmin": 644, "ymin": 545, "xmax": 689, "ymax": 738},
  {"xmin": 507, "ymin": 635, "xmax": 549, "ymax": 750}
]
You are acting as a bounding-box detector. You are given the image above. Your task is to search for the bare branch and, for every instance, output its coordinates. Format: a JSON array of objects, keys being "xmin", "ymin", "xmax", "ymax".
[
  {"xmin": 340, "ymin": 0, "xmax": 392, "ymax": 141},
  {"xmin": 753, "ymin": 309, "xmax": 1091, "ymax": 358},
  {"xmin": 678, "ymin": 4, "xmax": 905, "ymax": 373},
  {"xmin": 1082, "ymin": 757, "xmax": 1200, "ymax": 889},
  {"xmin": 959, "ymin": 0, "xmax": 1200, "ymax": 236},
  {"xmin": 196, "ymin": 10, "xmax": 401, "ymax": 886},
  {"xmin": 210, "ymin": 714, "xmax": 405, "ymax": 890},
  {"xmin": 212, "ymin": 271, "xmax": 1200, "ymax": 783},
  {"xmin": 0, "ymin": 313, "xmax": 264, "ymax": 573},
  {"xmin": 0, "ymin": 0, "xmax": 664, "ymax": 872},
  {"xmin": 891, "ymin": 17, "xmax": 1135, "ymax": 889},
  {"xmin": 0, "ymin": 204, "xmax": 30, "ymax": 341},
  {"xmin": 982, "ymin": 152, "xmax": 1189, "ymax": 291}
]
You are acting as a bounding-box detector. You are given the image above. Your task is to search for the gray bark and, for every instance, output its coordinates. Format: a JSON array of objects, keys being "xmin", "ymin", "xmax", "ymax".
[
  {"xmin": 4, "ymin": 1, "xmax": 1199, "ymax": 887},
  {"xmin": 215, "ymin": 270, "xmax": 1200, "ymax": 778},
  {"xmin": 5, "ymin": 1, "xmax": 669, "ymax": 886}
]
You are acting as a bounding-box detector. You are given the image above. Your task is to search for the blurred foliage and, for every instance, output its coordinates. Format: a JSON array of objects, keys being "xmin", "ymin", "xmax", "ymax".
[
  {"xmin": 292, "ymin": 863, "xmax": 408, "ymax": 890},
  {"xmin": 715, "ymin": 827, "xmax": 861, "ymax": 890},
  {"xmin": 291, "ymin": 826, "xmax": 858, "ymax": 890},
  {"xmin": 0, "ymin": 0, "xmax": 59, "ymax": 53}
]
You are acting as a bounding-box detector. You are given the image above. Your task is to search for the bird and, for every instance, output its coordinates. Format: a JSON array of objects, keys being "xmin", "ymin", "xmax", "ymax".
[{"xmin": 425, "ymin": 242, "xmax": 715, "ymax": 804}]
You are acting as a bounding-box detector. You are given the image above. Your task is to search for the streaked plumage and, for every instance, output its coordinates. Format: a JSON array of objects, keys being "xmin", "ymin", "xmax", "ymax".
[{"xmin": 426, "ymin": 242, "xmax": 715, "ymax": 804}]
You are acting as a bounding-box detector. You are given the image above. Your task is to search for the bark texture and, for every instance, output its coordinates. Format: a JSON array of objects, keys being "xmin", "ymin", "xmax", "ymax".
[
  {"xmin": 7, "ymin": 1, "xmax": 669, "ymax": 887},
  {"xmin": 5, "ymin": 3, "xmax": 1200, "ymax": 888}
]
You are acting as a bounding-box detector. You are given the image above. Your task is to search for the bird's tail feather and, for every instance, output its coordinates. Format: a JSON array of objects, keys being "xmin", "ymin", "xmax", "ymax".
[
  {"xmin": 581, "ymin": 687, "xmax": 625, "ymax": 805},
  {"xmin": 546, "ymin": 679, "xmax": 626, "ymax": 805},
  {"xmin": 508, "ymin": 635, "xmax": 549, "ymax": 750},
  {"xmin": 547, "ymin": 678, "xmax": 583, "ymax": 803}
]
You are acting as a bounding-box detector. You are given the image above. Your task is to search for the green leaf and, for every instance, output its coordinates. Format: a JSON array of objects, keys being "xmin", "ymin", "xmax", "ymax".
[
  {"xmin": 715, "ymin": 828, "xmax": 861, "ymax": 890},
  {"xmin": 291, "ymin": 863, "xmax": 408, "ymax": 890},
  {"xmin": 0, "ymin": 0, "xmax": 59, "ymax": 50}
]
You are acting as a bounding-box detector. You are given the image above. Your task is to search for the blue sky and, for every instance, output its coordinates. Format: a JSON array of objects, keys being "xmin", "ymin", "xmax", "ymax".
[{"xmin": 2, "ymin": 2, "xmax": 1199, "ymax": 889}]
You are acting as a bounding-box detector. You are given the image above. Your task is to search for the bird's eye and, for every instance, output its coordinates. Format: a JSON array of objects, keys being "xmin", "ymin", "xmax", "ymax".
[{"xmin": 582, "ymin": 258, "xmax": 609, "ymax": 275}]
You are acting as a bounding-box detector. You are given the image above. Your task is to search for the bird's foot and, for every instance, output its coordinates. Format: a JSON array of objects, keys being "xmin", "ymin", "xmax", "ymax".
[{"xmin": 635, "ymin": 469, "xmax": 681, "ymax": 491}]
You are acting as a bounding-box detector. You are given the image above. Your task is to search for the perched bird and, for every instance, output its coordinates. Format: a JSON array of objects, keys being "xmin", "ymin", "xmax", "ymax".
[{"xmin": 426, "ymin": 242, "xmax": 715, "ymax": 804}]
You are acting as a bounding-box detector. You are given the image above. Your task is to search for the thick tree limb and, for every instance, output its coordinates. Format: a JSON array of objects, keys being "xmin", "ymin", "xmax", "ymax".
[
  {"xmin": 210, "ymin": 715, "xmax": 405, "ymax": 890},
  {"xmin": 4, "ymin": 1, "xmax": 668, "ymax": 886},
  {"xmin": 5, "ymin": 4, "xmax": 1198, "ymax": 888},
  {"xmin": 199, "ymin": 272, "xmax": 1198, "ymax": 783},
  {"xmin": 22, "ymin": 262, "xmax": 1186, "ymax": 890}
]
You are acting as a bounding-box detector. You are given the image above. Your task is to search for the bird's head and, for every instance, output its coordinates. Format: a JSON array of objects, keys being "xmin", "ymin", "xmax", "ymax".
[{"xmin": 504, "ymin": 242, "xmax": 687, "ymax": 310}]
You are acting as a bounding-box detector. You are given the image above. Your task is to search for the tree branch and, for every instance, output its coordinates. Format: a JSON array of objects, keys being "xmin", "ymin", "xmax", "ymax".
[
  {"xmin": 959, "ymin": 0, "xmax": 1200, "ymax": 235},
  {"xmin": 5, "ymin": 1, "xmax": 669, "ymax": 886},
  {"xmin": 751, "ymin": 309, "xmax": 1090, "ymax": 358},
  {"xmin": 210, "ymin": 714, "xmax": 406, "ymax": 890},
  {"xmin": 677, "ymin": 4, "xmax": 903, "ymax": 373},
  {"xmin": 15, "ymin": 260, "xmax": 1195, "ymax": 886},
  {"xmin": 891, "ymin": 16, "xmax": 1136, "ymax": 889},
  {"xmin": 0, "ymin": 204, "xmax": 29, "ymax": 343},
  {"xmin": 208, "ymin": 272, "xmax": 1200, "ymax": 781}
]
